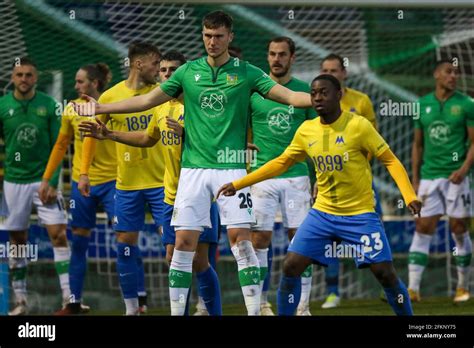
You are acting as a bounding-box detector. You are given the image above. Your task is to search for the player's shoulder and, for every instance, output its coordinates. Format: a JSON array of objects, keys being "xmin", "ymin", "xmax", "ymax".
[
  {"xmin": 452, "ymin": 90, "xmax": 473, "ymax": 104},
  {"xmin": 345, "ymin": 111, "xmax": 371, "ymax": 128},
  {"xmin": 0, "ymin": 91, "xmax": 13, "ymax": 104},
  {"xmin": 345, "ymin": 87, "xmax": 370, "ymax": 101},
  {"xmin": 99, "ymin": 80, "xmax": 126, "ymax": 100},
  {"xmin": 417, "ymin": 91, "xmax": 436, "ymax": 104},
  {"xmin": 287, "ymin": 77, "xmax": 311, "ymax": 92}
]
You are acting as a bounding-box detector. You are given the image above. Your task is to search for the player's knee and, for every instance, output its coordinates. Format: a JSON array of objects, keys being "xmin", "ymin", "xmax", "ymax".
[
  {"xmin": 50, "ymin": 231, "xmax": 68, "ymax": 247},
  {"xmin": 449, "ymin": 219, "xmax": 467, "ymax": 234},
  {"xmin": 175, "ymin": 238, "xmax": 194, "ymax": 251},
  {"xmin": 282, "ymin": 257, "xmax": 302, "ymax": 277},
  {"xmin": 371, "ymin": 264, "xmax": 397, "ymax": 287},
  {"xmin": 251, "ymin": 232, "xmax": 271, "ymax": 249}
]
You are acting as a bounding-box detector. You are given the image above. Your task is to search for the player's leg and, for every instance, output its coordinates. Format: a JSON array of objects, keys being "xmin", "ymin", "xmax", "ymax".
[
  {"xmin": 278, "ymin": 208, "xmax": 333, "ymax": 315},
  {"xmin": 56, "ymin": 180, "xmax": 102, "ymax": 315},
  {"xmin": 8, "ymin": 231, "xmax": 28, "ymax": 315},
  {"xmin": 447, "ymin": 177, "xmax": 472, "ymax": 302},
  {"xmin": 370, "ymin": 261, "xmax": 413, "ymax": 315},
  {"xmin": 194, "ymin": 201, "xmax": 221, "ymax": 316},
  {"xmin": 170, "ymin": 169, "xmax": 215, "ymax": 316},
  {"xmin": 408, "ymin": 179, "xmax": 443, "ymax": 301},
  {"xmin": 215, "ymin": 169, "xmax": 261, "ymax": 315},
  {"xmin": 340, "ymin": 212, "xmax": 412, "ymax": 315},
  {"xmin": 114, "ymin": 189, "xmax": 146, "ymax": 315},
  {"xmin": 34, "ymin": 182, "xmax": 70, "ymax": 309},
  {"xmin": 3, "ymin": 182, "xmax": 35, "ymax": 315},
  {"xmin": 194, "ymin": 242, "xmax": 222, "ymax": 315},
  {"xmin": 250, "ymin": 179, "xmax": 278, "ymax": 315},
  {"xmin": 321, "ymin": 259, "xmax": 340, "ymax": 309},
  {"xmin": 281, "ymin": 176, "xmax": 313, "ymax": 315}
]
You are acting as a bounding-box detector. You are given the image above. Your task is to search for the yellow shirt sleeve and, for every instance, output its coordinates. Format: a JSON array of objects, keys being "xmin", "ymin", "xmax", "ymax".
[
  {"xmin": 358, "ymin": 117, "xmax": 389, "ymax": 158},
  {"xmin": 377, "ymin": 148, "xmax": 418, "ymax": 206},
  {"xmin": 282, "ymin": 128, "xmax": 308, "ymax": 162}
]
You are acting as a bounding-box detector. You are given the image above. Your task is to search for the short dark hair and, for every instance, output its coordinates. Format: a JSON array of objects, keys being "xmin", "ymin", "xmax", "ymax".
[
  {"xmin": 202, "ymin": 11, "xmax": 233, "ymax": 32},
  {"xmin": 80, "ymin": 63, "xmax": 112, "ymax": 93},
  {"xmin": 267, "ymin": 36, "xmax": 296, "ymax": 55},
  {"xmin": 12, "ymin": 56, "xmax": 37, "ymax": 69},
  {"xmin": 228, "ymin": 46, "xmax": 243, "ymax": 59},
  {"xmin": 312, "ymin": 74, "xmax": 342, "ymax": 91},
  {"xmin": 128, "ymin": 41, "xmax": 162, "ymax": 62},
  {"xmin": 434, "ymin": 58, "xmax": 456, "ymax": 71},
  {"xmin": 161, "ymin": 50, "xmax": 186, "ymax": 66},
  {"xmin": 321, "ymin": 53, "xmax": 345, "ymax": 71}
]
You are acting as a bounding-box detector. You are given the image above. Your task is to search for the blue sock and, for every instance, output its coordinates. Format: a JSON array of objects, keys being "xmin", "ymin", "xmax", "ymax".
[
  {"xmin": 136, "ymin": 254, "xmax": 146, "ymax": 296},
  {"xmin": 326, "ymin": 259, "xmax": 340, "ymax": 296},
  {"xmin": 208, "ymin": 243, "xmax": 217, "ymax": 270},
  {"xmin": 262, "ymin": 242, "xmax": 273, "ymax": 293},
  {"xmin": 277, "ymin": 276, "xmax": 301, "ymax": 315},
  {"xmin": 197, "ymin": 266, "xmax": 222, "ymax": 316},
  {"xmin": 69, "ymin": 234, "xmax": 89, "ymax": 303},
  {"xmin": 383, "ymin": 278, "xmax": 413, "ymax": 316},
  {"xmin": 117, "ymin": 243, "xmax": 139, "ymax": 299}
]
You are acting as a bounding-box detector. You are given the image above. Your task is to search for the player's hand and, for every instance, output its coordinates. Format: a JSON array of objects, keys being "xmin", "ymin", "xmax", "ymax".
[
  {"xmin": 166, "ymin": 117, "xmax": 183, "ymax": 136},
  {"xmin": 448, "ymin": 167, "xmax": 467, "ymax": 185},
  {"xmin": 246, "ymin": 143, "xmax": 260, "ymax": 152},
  {"xmin": 72, "ymin": 95, "xmax": 100, "ymax": 116},
  {"xmin": 38, "ymin": 179, "xmax": 51, "ymax": 204},
  {"xmin": 216, "ymin": 183, "xmax": 237, "ymax": 198},
  {"xmin": 78, "ymin": 174, "xmax": 91, "ymax": 197},
  {"xmin": 78, "ymin": 119, "xmax": 110, "ymax": 140},
  {"xmin": 408, "ymin": 200, "xmax": 422, "ymax": 218},
  {"xmin": 39, "ymin": 180, "xmax": 58, "ymax": 205}
]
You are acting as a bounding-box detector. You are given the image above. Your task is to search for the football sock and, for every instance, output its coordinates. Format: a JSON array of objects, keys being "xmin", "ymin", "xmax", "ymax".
[
  {"xmin": 298, "ymin": 265, "xmax": 313, "ymax": 309},
  {"xmin": 9, "ymin": 257, "xmax": 27, "ymax": 304},
  {"xmin": 117, "ymin": 243, "xmax": 139, "ymax": 315},
  {"xmin": 261, "ymin": 242, "xmax": 273, "ymax": 304},
  {"xmin": 383, "ymin": 278, "xmax": 413, "ymax": 316},
  {"xmin": 196, "ymin": 266, "xmax": 222, "ymax": 315},
  {"xmin": 452, "ymin": 232, "xmax": 472, "ymax": 289},
  {"xmin": 169, "ymin": 249, "xmax": 194, "ymax": 316},
  {"xmin": 325, "ymin": 260, "xmax": 340, "ymax": 296},
  {"xmin": 69, "ymin": 234, "xmax": 89, "ymax": 303},
  {"xmin": 277, "ymin": 275, "xmax": 301, "ymax": 315},
  {"xmin": 53, "ymin": 247, "xmax": 71, "ymax": 301},
  {"xmin": 255, "ymin": 248, "xmax": 268, "ymax": 292},
  {"xmin": 408, "ymin": 232, "xmax": 432, "ymax": 292},
  {"xmin": 136, "ymin": 254, "xmax": 146, "ymax": 297}
]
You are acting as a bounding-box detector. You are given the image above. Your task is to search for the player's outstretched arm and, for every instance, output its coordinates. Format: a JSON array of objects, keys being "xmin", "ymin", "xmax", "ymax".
[
  {"xmin": 377, "ymin": 148, "xmax": 421, "ymax": 217},
  {"xmin": 79, "ymin": 119, "xmax": 158, "ymax": 148},
  {"xmin": 217, "ymin": 153, "xmax": 296, "ymax": 197},
  {"xmin": 265, "ymin": 84, "xmax": 312, "ymax": 108},
  {"xmin": 73, "ymin": 87, "xmax": 173, "ymax": 116}
]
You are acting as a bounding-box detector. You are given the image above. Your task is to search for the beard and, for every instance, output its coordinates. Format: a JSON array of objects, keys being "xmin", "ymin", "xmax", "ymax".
[
  {"xmin": 271, "ymin": 64, "xmax": 290, "ymax": 78},
  {"xmin": 16, "ymin": 84, "xmax": 34, "ymax": 95}
]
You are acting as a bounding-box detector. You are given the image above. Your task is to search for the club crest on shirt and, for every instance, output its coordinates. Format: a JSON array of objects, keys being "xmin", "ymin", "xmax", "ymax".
[
  {"xmin": 36, "ymin": 106, "xmax": 47, "ymax": 116},
  {"xmin": 450, "ymin": 105, "xmax": 461, "ymax": 116},
  {"xmin": 15, "ymin": 123, "xmax": 38, "ymax": 148},
  {"xmin": 335, "ymin": 135, "xmax": 345, "ymax": 146},
  {"xmin": 226, "ymin": 74, "xmax": 238, "ymax": 85},
  {"xmin": 428, "ymin": 121, "xmax": 450, "ymax": 145}
]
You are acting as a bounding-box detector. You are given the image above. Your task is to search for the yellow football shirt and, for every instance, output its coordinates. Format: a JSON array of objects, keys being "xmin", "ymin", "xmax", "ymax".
[
  {"xmin": 341, "ymin": 87, "xmax": 377, "ymax": 128},
  {"xmin": 146, "ymin": 99, "xmax": 184, "ymax": 205},
  {"xmin": 284, "ymin": 111, "xmax": 389, "ymax": 215},
  {"xmin": 98, "ymin": 81, "xmax": 164, "ymax": 190},
  {"xmin": 60, "ymin": 99, "xmax": 117, "ymax": 186}
]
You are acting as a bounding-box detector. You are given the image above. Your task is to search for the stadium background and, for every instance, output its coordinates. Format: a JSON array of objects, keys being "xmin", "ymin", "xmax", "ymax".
[{"xmin": 0, "ymin": 0, "xmax": 473, "ymax": 314}]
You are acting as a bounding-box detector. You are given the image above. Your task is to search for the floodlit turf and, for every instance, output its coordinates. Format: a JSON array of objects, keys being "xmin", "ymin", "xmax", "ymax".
[{"xmin": 90, "ymin": 297, "xmax": 474, "ymax": 316}]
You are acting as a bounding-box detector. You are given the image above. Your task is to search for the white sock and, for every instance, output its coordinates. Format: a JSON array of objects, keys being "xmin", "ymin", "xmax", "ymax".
[
  {"xmin": 196, "ymin": 296, "xmax": 207, "ymax": 311},
  {"xmin": 254, "ymin": 248, "xmax": 268, "ymax": 293},
  {"xmin": 9, "ymin": 257, "xmax": 27, "ymax": 304},
  {"xmin": 54, "ymin": 247, "xmax": 71, "ymax": 301},
  {"xmin": 124, "ymin": 298, "xmax": 139, "ymax": 315},
  {"xmin": 298, "ymin": 265, "xmax": 313, "ymax": 309},
  {"xmin": 408, "ymin": 232, "xmax": 432, "ymax": 292},
  {"xmin": 231, "ymin": 240, "xmax": 261, "ymax": 316},
  {"xmin": 452, "ymin": 232, "xmax": 472, "ymax": 289},
  {"xmin": 169, "ymin": 249, "xmax": 194, "ymax": 316},
  {"xmin": 261, "ymin": 291, "xmax": 268, "ymax": 304}
]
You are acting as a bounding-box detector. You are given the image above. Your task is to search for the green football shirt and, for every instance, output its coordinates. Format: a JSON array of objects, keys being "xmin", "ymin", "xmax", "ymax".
[
  {"xmin": 161, "ymin": 57, "xmax": 277, "ymax": 169},
  {"xmin": 414, "ymin": 91, "xmax": 474, "ymax": 179},
  {"xmin": 250, "ymin": 77, "xmax": 316, "ymax": 178},
  {"xmin": 0, "ymin": 91, "xmax": 61, "ymax": 186}
]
